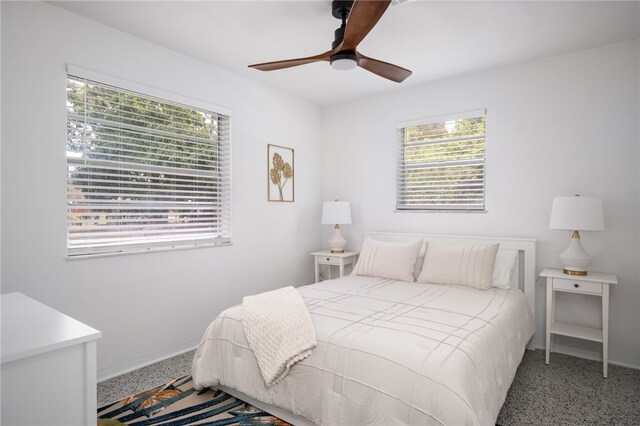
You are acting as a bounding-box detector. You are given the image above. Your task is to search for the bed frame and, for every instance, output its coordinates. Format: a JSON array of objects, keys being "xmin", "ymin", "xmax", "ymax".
[{"xmin": 220, "ymin": 232, "xmax": 537, "ymax": 426}]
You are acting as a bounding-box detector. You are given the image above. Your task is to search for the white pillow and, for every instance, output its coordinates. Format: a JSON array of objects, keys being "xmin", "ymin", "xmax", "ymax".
[
  {"xmin": 352, "ymin": 238, "xmax": 423, "ymax": 282},
  {"xmin": 417, "ymin": 243, "xmax": 500, "ymax": 290},
  {"xmin": 492, "ymin": 249, "xmax": 519, "ymax": 289}
]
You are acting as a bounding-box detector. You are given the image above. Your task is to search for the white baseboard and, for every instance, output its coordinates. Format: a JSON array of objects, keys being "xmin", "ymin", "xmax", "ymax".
[
  {"xmin": 534, "ymin": 344, "xmax": 640, "ymax": 370},
  {"xmin": 98, "ymin": 340, "xmax": 199, "ymax": 382}
]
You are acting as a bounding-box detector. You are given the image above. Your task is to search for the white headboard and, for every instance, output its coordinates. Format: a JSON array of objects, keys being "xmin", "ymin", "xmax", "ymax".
[{"xmin": 365, "ymin": 231, "xmax": 536, "ymax": 350}]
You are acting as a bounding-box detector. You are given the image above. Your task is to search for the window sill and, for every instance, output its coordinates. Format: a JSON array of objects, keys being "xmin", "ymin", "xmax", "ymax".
[
  {"xmin": 394, "ymin": 209, "xmax": 487, "ymax": 214},
  {"xmin": 65, "ymin": 241, "xmax": 232, "ymax": 260}
]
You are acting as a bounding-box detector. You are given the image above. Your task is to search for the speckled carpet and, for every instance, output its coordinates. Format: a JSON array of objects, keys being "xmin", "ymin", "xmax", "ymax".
[
  {"xmin": 99, "ymin": 349, "xmax": 640, "ymax": 426},
  {"xmin": 497, "ymin": 350, "xmax": 640, "ymax": 426}
]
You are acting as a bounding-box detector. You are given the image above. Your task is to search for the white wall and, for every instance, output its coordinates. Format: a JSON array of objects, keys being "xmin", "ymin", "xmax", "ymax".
[
  {"xmin": 1, "ymin": 1, "xmax": 323, "ymax": 379},
  {"xmin": 322, "ymin": 40, "xmax": 640, "ymax": 368}
]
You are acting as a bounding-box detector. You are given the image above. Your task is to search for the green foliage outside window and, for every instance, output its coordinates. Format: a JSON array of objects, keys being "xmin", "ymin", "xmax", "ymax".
[
  {"xmin": 66, "ymin": 76, "xmax": 228, "ymax": 254},
  {"xmin": 399, "ymin": 115, "xmax": 486, "ymax": 209}
]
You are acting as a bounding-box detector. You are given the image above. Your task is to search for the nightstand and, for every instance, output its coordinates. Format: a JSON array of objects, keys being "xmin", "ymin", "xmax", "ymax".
[
  {"xmin": 311, "ymin": 251, "xmax": 359, "ymax": 283},
  {"xmin": 540, "ymin": 268, "xmax": 617, "ymax": 377}
]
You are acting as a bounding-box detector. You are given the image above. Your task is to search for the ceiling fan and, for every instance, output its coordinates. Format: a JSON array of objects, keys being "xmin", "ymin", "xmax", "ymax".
[{"xmin": 248, "ymin": 0, "xmax": 412, "ymax": 83}]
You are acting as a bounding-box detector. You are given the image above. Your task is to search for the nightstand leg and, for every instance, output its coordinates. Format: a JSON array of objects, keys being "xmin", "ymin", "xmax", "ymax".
[
  {"xmin": 546, "ymin": 279, "xmax": 552, "ymax": 365},
  {"xmin": 550, "ymin": 289, "xmax": 555, "ymax": 353},
  {"xmin": 339, "ymin": 262, "xmax": 344, "ymax": 278},
  {"xmin": 314, "ymin": 259, "xmax": 319, "ymax": 283},
  {"xmin": 603, "ymin": 284, "xmax": 609, "ymax": 378}
]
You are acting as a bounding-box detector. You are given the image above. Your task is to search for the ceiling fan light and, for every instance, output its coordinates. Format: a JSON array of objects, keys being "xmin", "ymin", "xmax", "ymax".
[
  {"xmin": 331, "ymin": 58, "xmax": 357, "ymax": 71},
  {"xmin": 330, "ymin": 52, "xmax": 358, "ymax": 71}
]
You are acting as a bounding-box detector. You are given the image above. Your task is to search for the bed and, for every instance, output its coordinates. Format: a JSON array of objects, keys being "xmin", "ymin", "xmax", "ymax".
[{"xmin": 192, "ymin": 232, "xmax": 536, "ymax": 425}]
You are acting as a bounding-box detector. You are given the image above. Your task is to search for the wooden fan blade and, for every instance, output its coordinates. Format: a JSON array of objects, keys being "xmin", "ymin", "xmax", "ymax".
[
  {"xmin": 249, "ymin": 50, "xmax": 334, "ymax": 71},
  {"xmin": 356, "ymin": 52, "xmax": 412, "ymax": 83},
  {"xmin": 341, "ymin": 0, "xmax": 392, "ymax": 51}
]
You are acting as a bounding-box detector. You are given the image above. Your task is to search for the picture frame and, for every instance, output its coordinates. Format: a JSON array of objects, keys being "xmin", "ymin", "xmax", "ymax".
[{"xmin": 267, "ymin": 144, "xmax": 295, "ymax": 202}]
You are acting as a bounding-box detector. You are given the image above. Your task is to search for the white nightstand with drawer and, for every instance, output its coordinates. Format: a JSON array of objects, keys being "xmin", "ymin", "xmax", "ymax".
[
  {"xmin": 540, "ymin": 268, "xmax": 617, "ymax": 377},
  {"xmin": 311, "ymin": 251, "xmax": 359, "ymax": 283}
]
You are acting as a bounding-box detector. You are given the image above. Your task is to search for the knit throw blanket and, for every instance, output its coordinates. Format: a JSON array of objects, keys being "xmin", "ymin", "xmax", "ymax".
[{"xmin": 241, "ymin": 286, "xmax": 317, "ymax": 387}]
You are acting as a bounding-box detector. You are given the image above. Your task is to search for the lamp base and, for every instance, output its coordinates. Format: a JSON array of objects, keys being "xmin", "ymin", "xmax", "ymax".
[
  {"xmin": 563, "ymin": 268, "xmax": 588, "ymax": 276},
  {"xmin": 328, "ymin": 225, "xmax": 347, "ymax": 253},
  {"xmin": 559, "ymin": 230, "xmax": 592, "ymax": 276}
]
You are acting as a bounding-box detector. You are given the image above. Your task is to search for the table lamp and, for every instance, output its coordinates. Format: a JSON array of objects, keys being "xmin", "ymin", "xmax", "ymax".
[
  {"xmin": 321, "ymin": 201, "xmax": 351, "ymax": 253},
  {"xmin": 549, "ymin": 195, "xmax": 604, "ymax": 276}
]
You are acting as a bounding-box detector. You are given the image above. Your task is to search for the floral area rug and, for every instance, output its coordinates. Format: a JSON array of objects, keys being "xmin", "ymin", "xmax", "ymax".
[{"xmin": 97, "ymin": 376, "xmax": 291, "ymax": 425}]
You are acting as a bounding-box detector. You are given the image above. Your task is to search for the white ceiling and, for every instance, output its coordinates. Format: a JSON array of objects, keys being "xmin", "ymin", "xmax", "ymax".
[{"xmin": 52, "ymin": 1, "xmax": 640, "ymax": 106}]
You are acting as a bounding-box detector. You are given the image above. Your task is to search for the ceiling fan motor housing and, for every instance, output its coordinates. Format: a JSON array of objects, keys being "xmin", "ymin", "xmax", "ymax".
[{"xmin": 332, "ymin": 25, "xmax": 346, "ymax": 49}]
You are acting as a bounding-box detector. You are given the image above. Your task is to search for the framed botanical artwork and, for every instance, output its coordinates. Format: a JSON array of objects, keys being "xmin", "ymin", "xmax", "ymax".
[{"xmin": 267, "ymin": 144, "xmax": 294, "ymax": 202}]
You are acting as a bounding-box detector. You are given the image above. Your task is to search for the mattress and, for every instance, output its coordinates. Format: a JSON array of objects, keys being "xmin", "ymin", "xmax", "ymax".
[{"xmin": 192, "ymin": 275, "xmax": 534, "ymax": 425}]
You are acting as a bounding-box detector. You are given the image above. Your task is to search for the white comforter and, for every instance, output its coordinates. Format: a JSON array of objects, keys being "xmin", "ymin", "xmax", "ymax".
[{"xmin": 192, "ymin": 275, "xmax": 534, "ymax": 425}]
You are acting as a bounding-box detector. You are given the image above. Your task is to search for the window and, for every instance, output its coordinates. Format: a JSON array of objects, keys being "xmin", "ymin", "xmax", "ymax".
[
  {"xmin": 396, "ymin": 110, "xmax": 486, "ymax": 211},
  {"xmin": 66, "ymin": 67, "xmax": 231, "ymax": 257}
]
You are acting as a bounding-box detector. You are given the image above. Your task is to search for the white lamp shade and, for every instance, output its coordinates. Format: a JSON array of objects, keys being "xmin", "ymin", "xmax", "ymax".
[
  {"xmin": 549, "ymin": 196, "xmax": 604, "ymax": 231},
  {"xmin": 321, "ymin": 201, "xmax": 352, "ymax": 225}
]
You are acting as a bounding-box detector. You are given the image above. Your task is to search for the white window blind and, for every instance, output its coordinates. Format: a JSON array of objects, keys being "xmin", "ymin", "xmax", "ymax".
[
  {"xmin": 66, "ymin": 71, "xmax": 231, "ymax": 257},
  {"xmin": 396, "ymin": 110, "xmax": 486, "ymax": 211}
]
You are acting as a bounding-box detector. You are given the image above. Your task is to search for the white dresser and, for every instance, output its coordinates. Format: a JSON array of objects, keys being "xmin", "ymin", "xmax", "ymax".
[{"xmin": 1, "ymin": 292, "xmax": 102, "ymax": 426}]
